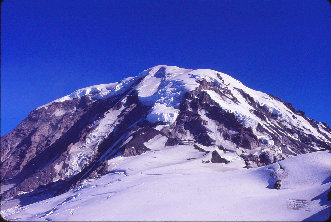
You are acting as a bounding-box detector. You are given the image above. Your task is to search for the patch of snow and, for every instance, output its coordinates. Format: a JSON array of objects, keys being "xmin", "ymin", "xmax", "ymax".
[
  {"xmin": 257, "ymin": 136, "xmax": 275, "ymax": 146},
  {"xmin": 146, "ymin": 103, "xmax": 179, "ymax": 124},
  {"xmin": 53, "ymin": 109, "xmax": 66, "ymax": 117},
  {"xmin": 53, "ymin": 162, "xmax": 64, "ymax": 182},
  {"xmin": 144, "ymin": 134, "xmax": 168, "ymax": 150}
]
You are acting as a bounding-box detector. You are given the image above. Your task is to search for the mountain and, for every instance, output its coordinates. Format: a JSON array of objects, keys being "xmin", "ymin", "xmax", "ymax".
[{"xmin": 1, "ymin": 65, "xmax": 330, "ymax": 203}]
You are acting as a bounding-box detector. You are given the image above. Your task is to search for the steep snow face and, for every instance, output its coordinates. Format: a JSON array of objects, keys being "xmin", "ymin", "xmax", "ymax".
[{"xmin": 2, "ymin": 150, "xmax": 330, "ymax": 221}]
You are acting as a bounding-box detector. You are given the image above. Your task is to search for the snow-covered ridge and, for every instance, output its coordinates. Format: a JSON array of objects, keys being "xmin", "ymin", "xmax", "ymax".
[
  {"xmin": 37, "ymin": 65, "xmax": 230, "ymax": 109},
  {"xmin": 37, "ymin": 76, "xmax": 137, "ymax": 110},
  {"xmin": 35, "ymin": 65, "xmax": 268, "ymax": 112}
]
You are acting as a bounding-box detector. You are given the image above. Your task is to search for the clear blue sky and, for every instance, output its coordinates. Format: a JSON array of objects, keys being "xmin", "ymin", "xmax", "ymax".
[{"xmin": 1, "ymin": 0, "xmax": 331, "ymax": 135}]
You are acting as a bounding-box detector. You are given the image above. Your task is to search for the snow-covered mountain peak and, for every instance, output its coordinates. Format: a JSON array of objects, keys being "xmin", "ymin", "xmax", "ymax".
[
  {"xmin": 36, "ymin": 65, "xmax": 330, "ymax": 141},
  {"xmin": 37, "ymin": 65, "xmax": 245, "ymax": 112},
  {"xmin": 1, "ymin": 65, "xmax": 330, "ymax": 210},
  {"xmin": 135, "ymin": 65, "xmax": 249, "ymax": 124},
  {"xmin": 140, "ymin": 65, "xmax": 192, "ymax": 77},
  {"xmin": 139, "ymin": 65, "xmax": 254, "ymax": 95}
]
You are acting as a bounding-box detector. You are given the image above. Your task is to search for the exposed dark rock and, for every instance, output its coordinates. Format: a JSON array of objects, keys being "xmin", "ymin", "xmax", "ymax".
[
  {"xmin": 1, "ymin": 77, "xmax": 147, "ymax": 199},
  {"xmin": 194, "ymin": 145, "xmax": 209, "ymax": 153},
  {"xmin": 274, "ymin": 180, "xmax": 281, "ymax": 189},
  {"xmin": 259, "ymin": 151, "xmax": 274, "ymax": 165},
  {"xmin": 174, "ymin": 90, "xmax": 215, "ymax": 146},
  {"xmin": 122, "ymin": 127, "xmax": 161, "ymax": 157},
  {"xmin": 165, "ymin": 137, "xmax": 181, "ymax": 146},
  {"xmin": 211, "ymin": 151, "xmax": 230, "ymax": 164},
  {"xmin": 1, "ymin": 96, "xmax": 106, "ymax": 182}
]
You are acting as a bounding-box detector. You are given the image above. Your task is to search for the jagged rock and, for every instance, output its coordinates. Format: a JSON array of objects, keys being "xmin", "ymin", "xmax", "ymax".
[
  {"xmin": 259, "ymin": 151, "xmax": 274, "ymax": 165},
  {"xmin": 211, "ymin": 151, "xmax": 230, "ymax": 164},
  {"xmin": 274, "ymin": 180, "xmax": 281, "ymax": 189}
]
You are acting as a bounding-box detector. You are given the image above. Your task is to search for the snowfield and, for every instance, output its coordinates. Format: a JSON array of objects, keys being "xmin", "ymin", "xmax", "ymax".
[{"xmin": 2, "ymin": 149, "xmax": 330, "ymax": 221}]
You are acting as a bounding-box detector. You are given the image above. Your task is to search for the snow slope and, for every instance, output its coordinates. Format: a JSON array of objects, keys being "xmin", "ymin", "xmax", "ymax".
[{"xmin": 2, "ymin": 150, "xmax": 330, "ymax": 221}]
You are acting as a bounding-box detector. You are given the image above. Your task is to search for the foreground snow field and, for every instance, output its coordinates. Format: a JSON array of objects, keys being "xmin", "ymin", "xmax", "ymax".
[{"xmin": 1, "ymin": 149, "xmax": 330, "ymax": 221}]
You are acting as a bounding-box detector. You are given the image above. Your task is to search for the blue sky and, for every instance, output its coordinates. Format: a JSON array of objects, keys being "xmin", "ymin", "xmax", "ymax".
[{"xmin": 1, "ymin": 0, "xmax": 330, "ymax": 135}]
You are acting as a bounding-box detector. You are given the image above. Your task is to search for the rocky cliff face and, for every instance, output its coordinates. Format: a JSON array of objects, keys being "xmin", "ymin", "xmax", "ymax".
[{"xmin": 1, "ymin": 65, "xmax": 330, "ymax": 199}]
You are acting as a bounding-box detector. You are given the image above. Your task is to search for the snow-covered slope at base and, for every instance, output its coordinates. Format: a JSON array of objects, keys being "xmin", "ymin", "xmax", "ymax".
[{"xmin": 2, "ymin": 150, "xmax": 330, "ymax": 221}]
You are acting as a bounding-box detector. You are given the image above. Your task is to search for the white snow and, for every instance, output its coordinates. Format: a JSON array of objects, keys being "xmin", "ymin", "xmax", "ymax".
[
  {"xmin": 146, "ymin": 103, "xmax": 179, "ymax": 123},
  {"xmin": 144, "ymin": 134, "xmax": 168, "ymax": 150},
  {"xmin": 37, "ymin": 76, "xmax": 137, "ymax": 110},
  {"xmin": 2, "ymin": 150, "xmax": 330, "ymax": 221},
  {"xmin": 53, "ymin": 109, "xmax": 66, "ymax": 117},
  {"xmin": 137, "ymin": 66, "xmax": 195, "ymax": 125}
]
